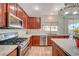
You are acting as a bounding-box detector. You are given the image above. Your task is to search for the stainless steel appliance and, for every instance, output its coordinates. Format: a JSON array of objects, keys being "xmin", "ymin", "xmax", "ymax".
[
  {"xmin": 8, "ymin": 13, "xmax": 23, "ymax": 28},
  {"xmin": 40, "ymin": 35, "xmax": 47, "ymax": 46}
]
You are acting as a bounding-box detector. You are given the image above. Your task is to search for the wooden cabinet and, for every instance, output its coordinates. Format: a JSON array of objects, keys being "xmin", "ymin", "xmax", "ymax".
[
  {"xmin": 16, "ymin": 4, "xmax": 23, "ymax": 20},
  {"xmin": 52, "ymin": 41, "xmax": 69, "ymax": 56},
  {"xmin": 7, "ymin": 49, "xmax": 17, "ymax": 56},
  {"xmin": 30, "ymin": 35, "xmax": 40, "ymax": 46},
  {"xmin": 22, "ymin": 12, "xmax": 28, "ymax": 28},
  {"xmin": 0, "ymin": 3, "xmax": 29, "ymax": 28},
  {"xmin": 0, "ymin": 3, "xmax": 6, "ymax": 27},
  {"xmin": 8, "ymin": 3, "xmax": 17, "ymax": 16},
  {"xmin": 27, "ymin": 17, "xmax": 41, "ymax": 29},
  {"xmin": 48, "ymin": 39, "xmax": 53, "ymax": 46},
  {"xmin": 16, "ymin": 4, "xmax": 28, "ymax": 28}
]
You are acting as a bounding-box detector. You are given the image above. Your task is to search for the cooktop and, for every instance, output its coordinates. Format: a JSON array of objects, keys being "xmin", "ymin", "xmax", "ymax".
[{"xmin": 0, "ymin": 38, "xmax": 27, "ymax": 45}]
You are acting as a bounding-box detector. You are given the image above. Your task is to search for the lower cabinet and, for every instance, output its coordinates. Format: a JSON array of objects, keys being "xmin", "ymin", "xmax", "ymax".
[
  {"xmin": 7, "ymin": 49, "xmax": 17, "ymax": 56},
  {"xmin": 47, "ymin": 36, "xmax": 53, "ymax": 46},
  {"xmin": 52, "ymin": 41, "xmax": 69, "ymax": 56},
  {"xmin": 30, "ymin": 35, "xmax": 40, "ymax": 46}
]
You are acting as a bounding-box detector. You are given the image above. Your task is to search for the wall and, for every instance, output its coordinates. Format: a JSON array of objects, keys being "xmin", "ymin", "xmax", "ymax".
[
  {"xmin": 0, "ymin": 29, "xmax": 27, "ymax": 38},
  {"xmin": 27, "ymin": 15, "xmax": 69, "ymax": 35}
]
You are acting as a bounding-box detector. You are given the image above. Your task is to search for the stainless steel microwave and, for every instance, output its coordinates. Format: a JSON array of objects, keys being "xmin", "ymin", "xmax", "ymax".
[{"xmin": 8, "ymin": 13, "xmax": 23, "ymax": 28}]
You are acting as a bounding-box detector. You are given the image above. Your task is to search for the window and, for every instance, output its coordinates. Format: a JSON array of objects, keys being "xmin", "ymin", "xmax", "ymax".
[
  {"xmin": 51, "ymin": 26, "xmax": 58, "ymax": 31},
  {"xmin": 43, "ymin": 25, "xmax": 58, "ymax": 31},
  {"xmin": 43, "ymin": 26, "xmax": 50, "ymax": 31}
]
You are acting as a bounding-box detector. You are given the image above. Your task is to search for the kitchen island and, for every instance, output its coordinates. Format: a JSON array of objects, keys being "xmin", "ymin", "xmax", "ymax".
[
  {"xmin": 0, "ymin": 45, "xmax": 18, "ymax": 56},
  {"xmin": 51, "ymin": 38, "xmax": 79, "ymax": 56}
]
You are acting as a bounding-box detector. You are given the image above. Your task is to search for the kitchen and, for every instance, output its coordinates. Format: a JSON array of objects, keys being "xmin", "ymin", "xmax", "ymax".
[{"xmin": 0, "ymin": 3, "xmax": 79, "ymax": 56}]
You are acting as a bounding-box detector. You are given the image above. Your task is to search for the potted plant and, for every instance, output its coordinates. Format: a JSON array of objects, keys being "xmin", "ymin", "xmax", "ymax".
[{"xmin": 73, "ymin": 28, "xmax": 79, "ymax": 48}]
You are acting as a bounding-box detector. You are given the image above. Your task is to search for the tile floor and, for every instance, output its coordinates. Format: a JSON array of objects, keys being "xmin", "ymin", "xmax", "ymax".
[{"xmin": 26, "ymin": 46, "xmax": 52, "ymax": 56}]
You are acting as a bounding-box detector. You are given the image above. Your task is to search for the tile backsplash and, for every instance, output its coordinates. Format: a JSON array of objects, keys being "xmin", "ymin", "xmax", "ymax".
[{"xmin": 0, "ymin": 29, "xmax": 27, "ymax": 38}]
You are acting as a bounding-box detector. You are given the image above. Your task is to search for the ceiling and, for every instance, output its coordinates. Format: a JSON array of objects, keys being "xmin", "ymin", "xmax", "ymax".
[{"xmin": 18, "ymin": 3, "xmax": 65, "ymax": 17}]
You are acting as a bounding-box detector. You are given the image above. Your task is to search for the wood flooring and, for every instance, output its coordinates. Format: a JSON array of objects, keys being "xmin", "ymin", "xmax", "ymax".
[{"xmin": 25, "ymin": 46, "xmax": 52, "ymax": 56}]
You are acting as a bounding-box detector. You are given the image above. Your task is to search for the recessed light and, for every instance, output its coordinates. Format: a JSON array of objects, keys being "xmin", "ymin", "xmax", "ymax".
[
  {"xmin": 73, "ymin": 11, "xmax": 78, "ymax": 14},
  {"xmin": 65, "ymin": 12, "xmax": 69, "ymax": 14},
  {"xmin": 34, "ymin": 6, "xmax": 40, "ymax": 11},
  {"xmin": 55, "ymin": 8, "xmax": 58, "ymax": 10}
]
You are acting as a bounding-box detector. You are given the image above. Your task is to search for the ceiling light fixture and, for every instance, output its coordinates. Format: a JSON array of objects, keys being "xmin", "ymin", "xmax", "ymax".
[
  {"xmin": 55, "ymin": 8, "xmax": 58, "ymax": 10},
  {"xmin": 73, "ymin": 11, "xmax": 78, "ymax": 14},
  {"xmin": 65, "ymin": 12, "xmax": 69, "ymax": 14},
  {"xmin": 34, "ymin": 6, "xmax": 40, "ymax": 11}
]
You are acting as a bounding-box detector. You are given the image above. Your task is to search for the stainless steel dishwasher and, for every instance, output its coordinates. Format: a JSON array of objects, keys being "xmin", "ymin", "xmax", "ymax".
[{"xmin": 40, "ymin": 35, "xmax": 47, "ymax": 46}]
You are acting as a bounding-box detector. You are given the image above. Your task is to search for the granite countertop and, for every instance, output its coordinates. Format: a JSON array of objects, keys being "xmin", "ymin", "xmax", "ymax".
[
  {"xmin": 51, "ymin": 38, "xmax": 79, "ymax": 56},
  {"xmin": 0, "ymin": 45, "xmax": 18, "ymax": 56}
]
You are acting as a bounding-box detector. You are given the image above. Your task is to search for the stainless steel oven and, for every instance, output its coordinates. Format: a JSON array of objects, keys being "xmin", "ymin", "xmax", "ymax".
[{"xmin": 19, "ymin": 39, "xmax": 30, "ymax": 56}]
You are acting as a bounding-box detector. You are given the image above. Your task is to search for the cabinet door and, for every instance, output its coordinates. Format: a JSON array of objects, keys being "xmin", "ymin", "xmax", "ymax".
[
  {"xmin": 35, "ymin": 17, "xmax": 41, "ymax": 29},
  {"xmin": 8, "ymin": 3, "xmax": 17, "ymax": 15},
  {"xmin": 48, "ymin": 39, "xmax": 53, "ymax": 46},
  {"xmin": 16, "ymin": 4, "xmax": 23, "ymax": 20},
  {"xmin": 0, "ymin": 3, "xmax": 6, "ymax": 27},
  {"xmin": 27, "ymin": 17, "xmax": 41, "ymax": 29},
  {"xmin": 47, "ymin": 36, "xmax": 53, "ymax": 46},
  {"xmin": 24, "ymin": 15, "xmax": 28, "ymax": 28},
  {"xmin": 31, "ymin": 36, "xmax": 40, "ymax": 46},
  {"xmin": 22, "ymin": 12, "xmax": 28, "ymax": 28}
]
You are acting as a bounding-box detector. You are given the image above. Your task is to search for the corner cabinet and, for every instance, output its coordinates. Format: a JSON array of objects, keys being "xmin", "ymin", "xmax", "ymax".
[{"xmin": 27, "ymin": 17, "xmax": 41, "ymax": 29}]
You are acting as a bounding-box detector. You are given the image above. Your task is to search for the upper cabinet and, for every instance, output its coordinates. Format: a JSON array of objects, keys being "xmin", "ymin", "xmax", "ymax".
[
  {"xmin": 22, "ymin": 12, "xmax": 29, "ymax": 28},
  {"xmin": 27, "ymin": 17, "xmax": 41, "ymax": 29},
  {"xmin": 8, "ymin": 3, "xmax": 29, "ymax": 28},
  {"xmin": 0, "ymin": 3, "xmax": 7, "ymax": 27},
  {"xmin": 16, "ymin": 4, "xmax": 23, "ymax": 20},
  {"xmin": 0, "ymin": 3, "xmax": 41, "ymax": 29},
  {"xmin": 16, "ymin": 4, "xmax": 29, "ymax": 28},
  {"xmin": 7, "ymin": 3, "xmax": 17, "ymax": 16}
]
